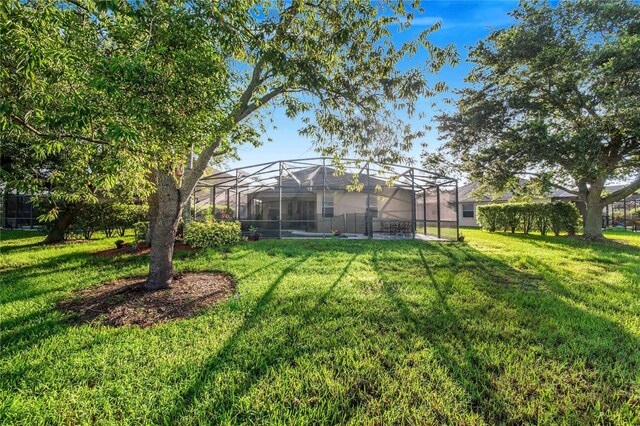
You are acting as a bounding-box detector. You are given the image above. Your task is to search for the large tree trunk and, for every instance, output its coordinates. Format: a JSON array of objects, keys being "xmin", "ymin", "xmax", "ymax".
[
  {"xmin": 143, "ymin": 140, "xmax": 221, "ymax": 290},
  {"xmin": 146, "ymin": 190, "xmax": 159, "ymax": 245},
  {"xmin": 583, "ymin": 201, "xmax": 604, "ymax": 240},
  {"xmin": 42, "ymin": 204, "xmax": 80, "ymax": 244},
  {"xmin": 144, "ymin": 172, "xmax": 182, "ymax": 290},
  {"xmin": 581, "ymin": 179, "xmax": 605, "ymax": 240}
]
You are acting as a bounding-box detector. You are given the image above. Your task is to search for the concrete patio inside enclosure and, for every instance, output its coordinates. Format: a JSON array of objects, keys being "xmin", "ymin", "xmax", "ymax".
[{"xmin": 193, "ymin": 157, "xmax": 460, "ymax": 241}]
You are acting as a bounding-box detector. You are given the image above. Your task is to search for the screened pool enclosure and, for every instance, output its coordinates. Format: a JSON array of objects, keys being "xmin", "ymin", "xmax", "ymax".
[{"xmin": 192, "ymin": 158, "xmax": 460, "ymax": 241}]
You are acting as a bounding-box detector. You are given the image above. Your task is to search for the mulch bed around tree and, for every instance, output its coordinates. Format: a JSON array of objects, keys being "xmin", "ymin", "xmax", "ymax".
[
  {"xmin": 93, "ymin": 242, "xmax": 197, "ymax": 257},
  {"xmin": 58, "ymin": 273, "xmax": 236, "ymax": 327}
]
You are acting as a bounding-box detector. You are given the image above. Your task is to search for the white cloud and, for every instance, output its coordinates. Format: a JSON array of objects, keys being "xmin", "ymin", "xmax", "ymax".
[{"xmin": 410, "ymin": 16, "xmax": 444, "ymax": 27}]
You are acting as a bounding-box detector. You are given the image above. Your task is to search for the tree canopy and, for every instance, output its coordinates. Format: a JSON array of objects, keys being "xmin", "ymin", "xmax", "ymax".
[
  {"xmin": 430, "ymin": 0, "xmax": 640, "ymax": 238},
  {"xmin": 1, "ymin": 0, "xmax": 458, "ymax": 287}
]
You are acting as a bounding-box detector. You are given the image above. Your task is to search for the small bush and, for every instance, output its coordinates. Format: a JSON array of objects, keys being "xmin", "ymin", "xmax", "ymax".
[
  {"xmin": 133, "ymin": 221, "xmax": 149, "ymax": 243},
  {"xmin": 74, "ymin": 203, "xmax": 104, "ymax": 239},
  {"xmin": 101, "ymin": 203, "xmax": 148, "ymax": 237},
  {"xmin": 554, "ymin": 201, "xmax": 582, "ymax": 236},
  {"xmin": 114, "ymin": 203, "xmax": 148, "ymax": 237},
  {"xmin": 184, "ymin": 220, "xmax": 242, "ymax": 248},
  {"xmin": 519, "ymin": 204, "xmax": 536, "ymax": 234},
  {"xmin": 501, "ymin": 204, "xmax": 521, "ymax": 233}
]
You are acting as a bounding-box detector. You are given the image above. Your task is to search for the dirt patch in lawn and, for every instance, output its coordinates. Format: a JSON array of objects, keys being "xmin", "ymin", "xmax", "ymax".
[
  {"xmin": 93, "ymin": 242, "xmax": 197, "ymax": 257},
  {"xmin": 58, "ymin": 273, "xmax": 236, "ymax": 327}
]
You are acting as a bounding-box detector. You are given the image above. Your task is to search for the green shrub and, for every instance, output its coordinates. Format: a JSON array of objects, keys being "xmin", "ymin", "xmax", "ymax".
[
  {"xmin": 113, "ymin": 203, "xmax": 148, "ymax": 236},
  {"xmin": 556, "ymin": 202, "xmax": 582, "ymax": 236},
  {"xmin": 501, "ymin": 204, "xmax": 521, "ymax": 233},
  {"xmin": 519, "ymin": 204, "xmax": 535, "ymax": 234},
  {"xmin": 74, "ymin": 203, "xmax": 104, "ymax": 239},
  {"xmin": 133, "ymin": 221, "xmax": 149, "ymax": 243},
  {"xmin": 476, "ymin": 205, "xmax": 500, "ymax": 232},
  {"xmin": 476, "ymin": 202, "xmax": 581, "ymax": 237},
  {"xmin": 184, "ymin": 220, "xmax": 242, "ymax": 248},
  {"xmin": 533, "ymin": 204, "xmax": 550, "ymax": 236},
  {"xmin": 70, "ymin": 202, "xmax": 148, "ymax": 239}
]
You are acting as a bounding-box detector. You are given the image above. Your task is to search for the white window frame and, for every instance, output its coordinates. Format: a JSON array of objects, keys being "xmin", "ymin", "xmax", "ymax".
[
  {"xmin": 462, "ymin": 203, "xmax": 475, "ymax": 218},
  {"xmin": 323, "ymin": 194, "xmax": 334, "ymax": 218}
]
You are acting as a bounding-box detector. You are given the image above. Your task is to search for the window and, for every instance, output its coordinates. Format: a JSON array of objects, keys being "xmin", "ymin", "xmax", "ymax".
[
  {"xmin": 323, "ymin": 195, "xmax": 334, "ymax": 218},
  {"xmin": 462, "ymin": 203, "xmax": 474, "ymax": 218}
]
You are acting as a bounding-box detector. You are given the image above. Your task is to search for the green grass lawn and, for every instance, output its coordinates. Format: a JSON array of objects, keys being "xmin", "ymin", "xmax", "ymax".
[{"xmin": 1, "ymin": 229, "xmax": 639, "ymax": 425}]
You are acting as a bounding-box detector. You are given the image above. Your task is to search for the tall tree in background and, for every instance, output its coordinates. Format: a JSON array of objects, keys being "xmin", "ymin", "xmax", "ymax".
[
  {"xmin": 0, "ymin": 134, "xmax": 147, "ymax": 243},
  {"xmin": 432, "ymin": 0, "xmax": 640, "ymax": 239},
  {"xmin": 2, "ymin": 0, "xmax": 457, "ymax": 289},
  {"xmin": 1, "ymin": 1, "xmax": 151, "ymax": 241}
]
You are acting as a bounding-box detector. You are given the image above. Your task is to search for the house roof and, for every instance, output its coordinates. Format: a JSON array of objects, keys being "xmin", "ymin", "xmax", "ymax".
[
  {"xmin": 458, "ymin": 182, "xmax": 518, "ymax": 203},
  {"xmin": 460, "ymin": 181, "xmax": 640, "ymax": 203},
  {"xmin": 279, "ymin": 166, "xmax": 389, "ymax": 189},
  {"xmin": 200, "ymin": 157, "xmax": 456, "ymax": 193}
]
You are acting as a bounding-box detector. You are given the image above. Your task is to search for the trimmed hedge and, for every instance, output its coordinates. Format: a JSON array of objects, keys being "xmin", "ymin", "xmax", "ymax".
[
  {"xmin": 477, "ymin": 202, "xmax": 581, "ymax": 236},
  {"xmin": 184, "ymin": 220, "xmax": 242, "ymax": 248}
]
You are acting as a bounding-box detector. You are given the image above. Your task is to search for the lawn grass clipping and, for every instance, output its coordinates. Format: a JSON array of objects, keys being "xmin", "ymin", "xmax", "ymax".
[{"xmin": 1, "ymin": 229, "xmax": 639, "ymax": 424}]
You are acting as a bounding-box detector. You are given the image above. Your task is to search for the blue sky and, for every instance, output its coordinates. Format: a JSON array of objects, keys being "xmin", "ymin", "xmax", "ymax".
[{"xmin": 227, "ymin": 0, "xmax": 521, "ymax": 169}]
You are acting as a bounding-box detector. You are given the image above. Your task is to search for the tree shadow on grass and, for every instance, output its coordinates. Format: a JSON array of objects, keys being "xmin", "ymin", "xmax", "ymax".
[
  {"xmin": 159, "ymin": 252, "xmax": 363, "ymax": 424},
  {"xmin": 493, "ymin": 231, "xmax": 639, "ymax": 254},
  {"xmin": 1, "ymin": 250, "xmax": 149, "ymax": 305},
  {"xmin": 455, "ymin": 233, "xmax": 640, "ymax": 315},
  {"xmin": 0, "ymin": 241, "xmax": 46, "ymax": 256},
  {"xmin": 4, "ymin": 234, "xmax": 639, "ymax": 424},
  {"xmin": 0, "ymin": 248, "xmax": 152, "ymax": 362},
  {"xmin": 159, "ymin": 253, "xmax": 316, "ymax": 423},
  {"xmin": 157, "ymin": 239, "xmax": 640, "ymax": 423},
  {"xmin": 0, "ymin": 231, "xmax": 47, "ymax": 253},
  {"xmin": 366, "ymin": 241, "xmax": 640, "ymax": 424},
  {"xmin": 439, "ymin": 242, "xmax": 640, "ymax": 423},
  {"xmin": 371, "ymin": 247, "xmax": 512, "ymax": 423}
]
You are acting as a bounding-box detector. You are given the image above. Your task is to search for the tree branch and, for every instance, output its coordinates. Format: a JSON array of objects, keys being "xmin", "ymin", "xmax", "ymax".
[
  {"xmin": 547, "ymin": 181, "xmax": 580, "ymax": 196},
  {"xmin": 65, "ymin": 0, "xmax": 90, "ymax": 12},
  {"xmin": 601, "ymin": 175, "xmax": 640, "ymax": 204},
  {"xmin": 234, "ymin": 86, "xmax": 288, "ymax": 123},
  {"xmin": 520, "ymin": 171, "xmax": 581, "ymax": 196},
  {"xmin": 236, "ymin": 59, "xmax": 265, "ymax": 115},
  {"xmin": 180, "ymin": 139, "xmax": 221, "ymax": 200},
  {"xmin": 11, "ymin": 115, "xmax": 110, "ymax": 145}
]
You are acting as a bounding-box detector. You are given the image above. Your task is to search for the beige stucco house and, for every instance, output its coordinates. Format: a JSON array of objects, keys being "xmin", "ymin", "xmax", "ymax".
[{"xmin": 246, "ymin": 166, "xmax": 422, "ymax": 234}]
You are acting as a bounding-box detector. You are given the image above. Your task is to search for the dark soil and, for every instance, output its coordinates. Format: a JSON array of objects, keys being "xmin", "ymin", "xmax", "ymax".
[
  {"xmin": 58, "ymin": 273, "xmax": 236, "ymax": 327},
  {"xmin": 94, "ymin": 242, "xmax": 196, "ymax": 257}
]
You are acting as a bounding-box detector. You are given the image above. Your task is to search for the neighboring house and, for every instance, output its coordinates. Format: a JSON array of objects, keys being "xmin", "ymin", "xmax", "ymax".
[
  {"xmin": 457, "ymin": 181, "xmax": 640, "ymax": 227},
  {"xmin": 456, "ymin": 182, "xmax": 548, "ymax": 227}
]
